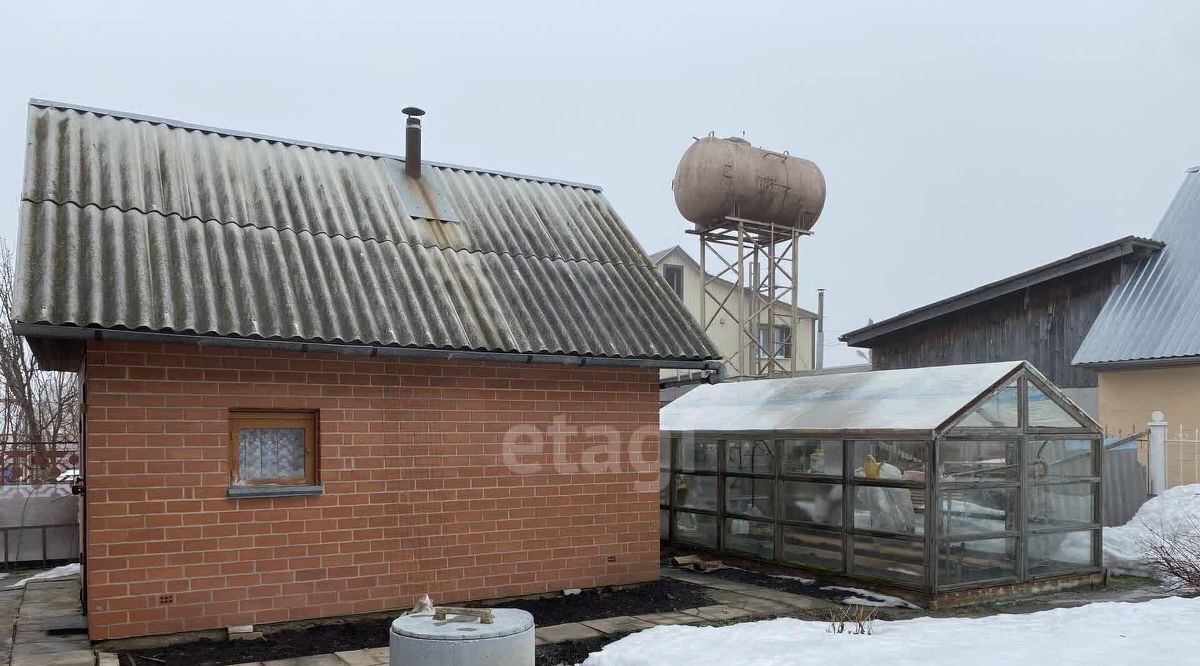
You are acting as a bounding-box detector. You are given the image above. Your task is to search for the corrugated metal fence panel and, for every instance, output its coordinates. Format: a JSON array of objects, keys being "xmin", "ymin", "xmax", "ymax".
[
  {"xmin": 1074, "ymin": 170, "xmax": 1200, "ymax": 365},
  {"xmin": 17, "ymin": 102, "xmax": 718, "ymax": 361},
  {"xmin": 1103, "ymin": 446, "xmax": 1147, "ymax": 526},
  {"xmin": 16, "ymin": 201, "xmax": 710, "ymax": 360}
]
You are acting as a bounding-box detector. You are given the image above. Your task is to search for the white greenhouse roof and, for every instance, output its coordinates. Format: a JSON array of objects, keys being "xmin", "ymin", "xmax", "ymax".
[{"xmin": 661, "ymin": 361, "xmax": 1027, "ymax": 434}]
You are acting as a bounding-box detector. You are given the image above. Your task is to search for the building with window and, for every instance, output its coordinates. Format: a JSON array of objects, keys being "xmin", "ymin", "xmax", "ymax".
[
  {"xmin": 648, "ymin": 246, "xmax": 818, "ymax": 384},
  {"xmin": 13, "ymin": 100, "xmax": 720, "ymax": 640},
  {"xmin": 659, "ymin": 361, "xmax": 1104, "ymax": 605}
]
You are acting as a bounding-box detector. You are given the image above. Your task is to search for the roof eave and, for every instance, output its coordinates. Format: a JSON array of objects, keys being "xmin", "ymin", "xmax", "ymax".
[
  {"xmin": 1074, "ymin": 355, "xmax": 1200, "ymax": 371},
  {"xmin": 13, "ymin": 322, "xmax": 723, "ymax": 371}
]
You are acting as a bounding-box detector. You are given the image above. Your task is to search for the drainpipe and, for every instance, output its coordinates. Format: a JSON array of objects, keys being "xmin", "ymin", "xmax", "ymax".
[{"xmin": 815, "ymin": 288, "xmax": 825, "ymax": 370}]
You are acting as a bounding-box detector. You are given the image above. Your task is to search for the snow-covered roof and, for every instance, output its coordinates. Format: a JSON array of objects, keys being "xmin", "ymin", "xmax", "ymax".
[{"xmin": 661, "ymin": 360, "xmax": 1032, "ymax": 435}]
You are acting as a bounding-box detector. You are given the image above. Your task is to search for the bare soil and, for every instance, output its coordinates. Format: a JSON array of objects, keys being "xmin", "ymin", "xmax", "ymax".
[{"xmin": 117, "ymin": 578, "xmax": 716, "ymax": 666}]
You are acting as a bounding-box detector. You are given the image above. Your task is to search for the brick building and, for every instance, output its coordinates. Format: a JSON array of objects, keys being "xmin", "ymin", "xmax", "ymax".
[{"xmin": 13, "ymin": 100, "xmax": 718, "ymax": 640}]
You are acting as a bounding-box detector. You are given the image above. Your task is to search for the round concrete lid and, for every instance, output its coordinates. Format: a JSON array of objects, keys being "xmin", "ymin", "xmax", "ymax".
[{"xmin": 390, "ymin": 609, "xmax": 534, "ymax": 641}]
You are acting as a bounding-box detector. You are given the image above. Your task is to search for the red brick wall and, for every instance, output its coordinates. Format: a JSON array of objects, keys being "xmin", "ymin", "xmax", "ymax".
[{"xmin": 83, "ymin": 340, "xmax": 660, "ymax": 640}]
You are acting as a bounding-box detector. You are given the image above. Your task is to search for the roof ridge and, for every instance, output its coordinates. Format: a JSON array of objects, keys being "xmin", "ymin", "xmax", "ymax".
[
  {"xmin": 842, "ymin": 235, "xmax": 1164, "ymax": 345},
  {"xmin": 29, "ymin": 98, "xmax": 603, "ymax": 192},
  {"xmin": 22, "ymin": 197, "xmax": 640, "ymax": 269}
]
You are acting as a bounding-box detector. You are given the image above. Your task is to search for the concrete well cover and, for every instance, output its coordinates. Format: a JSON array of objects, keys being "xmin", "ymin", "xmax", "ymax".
[{"xmin": 390, "ymin": 609, "xmax": 534, "ymax": 641}]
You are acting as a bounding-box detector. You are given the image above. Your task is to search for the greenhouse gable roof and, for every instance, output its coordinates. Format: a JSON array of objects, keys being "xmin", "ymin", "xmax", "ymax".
[{"xmin": 661, "ymin": 360, "xmax": 1052, "ymax": 435}]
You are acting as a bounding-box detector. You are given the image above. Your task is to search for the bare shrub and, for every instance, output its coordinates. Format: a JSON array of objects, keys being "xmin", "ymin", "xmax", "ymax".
[
  {"xmin": 826, "ymin": 605, "xmax": 876, "ymax": 635},
  {"xmin": 1140, "ymin": 513, "xmax": 1200, "ymax": 595}
]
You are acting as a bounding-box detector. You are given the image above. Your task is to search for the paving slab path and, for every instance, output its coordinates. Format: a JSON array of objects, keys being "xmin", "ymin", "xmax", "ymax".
[{"xmin": 4, "ymin": 574, "xmax": 90, "ymax": 666}]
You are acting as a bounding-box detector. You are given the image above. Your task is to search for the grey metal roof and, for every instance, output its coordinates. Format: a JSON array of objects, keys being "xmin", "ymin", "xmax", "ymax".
[
  {"xmin": 1074, "ymin": 168, "xmax": 1200, "ymax": 367},
  {"xmin": 14, "ymin": 101, "xmax": 719, "ymax": 364},
  {"xmin": 842, "ymin": 236, "xmax": 1163, "ymax": 346}
]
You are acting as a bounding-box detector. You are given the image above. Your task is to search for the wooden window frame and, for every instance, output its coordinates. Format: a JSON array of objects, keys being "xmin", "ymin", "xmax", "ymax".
[{"xmin": 229, "ymin": 410, "xmax": 318, "ymax": 487}]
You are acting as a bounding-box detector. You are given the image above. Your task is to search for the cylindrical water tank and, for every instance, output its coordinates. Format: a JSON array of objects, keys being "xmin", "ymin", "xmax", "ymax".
[
  {"xmin": 389, "ymin": 609, "xmax": 535, "ymax": 666},
  {"xmin": 673, "ymin": 136, "xmax": 826, "ymax": 231}
]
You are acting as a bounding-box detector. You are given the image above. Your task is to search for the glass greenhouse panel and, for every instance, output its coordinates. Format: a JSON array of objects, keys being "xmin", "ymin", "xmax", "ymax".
[
  {"xmin": 675, "ymin": 474, "xmax": 719, "ymax": 512},
  {"xmin": 852, "ymin": 534, "xmax": 925, "ymax": 584},
  {"xmin": 678, "ymin": 438, "xmax": 719, "ymax": 471},
  {"xmin": 1027, "ymin": 482, "xmax": 1096, "ymax": 529},
  {"xmin": 659, "ymin": 476, "xmax": 670, "ymax": 506},
  {"xmin": 1027, "ymin": 440, "xmax": 1097, "ymax": 481},
  {"xmin": 937, "ymin": 488, "xmax": 1018, "ymax": 536},
  {"xmin": 782, "ymin": 439, "xmax": 843, "ymax": 477},
  {"xmin": 725, "ymin": 518, "xmax": 775, "ymax": 559},
  {"xmin": 673, "ymin": 511, "xmax": 718, "ymax": 548},
  {"xmin": 853, "ymin": 485, "xmax": 922, "ymax": 535},
  {"xmin": 1028, "ymin": 384, "xmax": 1088, "ymax": 428},
  {"xmin": 938, "ymin": 440, "xmax": 1018, "ymax": 482},
  {"xmin": 660, "ymin": 510, "xmax": 669, "ymax": 539},
  {"xmin": 953, "ymin": 378, "xmax": 1019, "ymax": 428},
  {"xmin": 1029, "ymin": 530, "xmax": 1096, "ymax": 575},
  {"xmin": 782, "ymin": 526, "xmax": 843, "ymax": 571},
  {"xmin": 726, "ymin": 477, "xmax": 775, "ymax": 519},
  {"xmin": 851, "ymin": 440, "xmax": 927, "ymax": 479},
  {"xmin": 727, "ymin": 440, "xmax": 777, "ymax": 475},
  {"xmin": 938, "ymin": 538, "xmax": 1018, "ymax": 586},
  {"xmin": 659, "ymin": 436, "xmax": 673, "ymax": 471},
  {"xmin": 782, "ymin": 480, "xmax": 843, "ymax": 526}
]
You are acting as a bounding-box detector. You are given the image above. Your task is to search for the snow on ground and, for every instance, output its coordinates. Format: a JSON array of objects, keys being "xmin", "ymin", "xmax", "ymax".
[
  {"xmin": 820, "ymin": 585, "xmax": 920, "ymax": 609},
  {"xmin": 582, "ymin": 597, "xmax": 1200, "ymax": 666},
  {"xmin": 769, "ymin": 574, "xmax": 814, "ymax": 584},
  {"xmin": 1102, "ymin": 484, "xmax": 1200, "ymax": 576},
  {"xmin": 4, "ymin": 562, "xmax": 80, "ymax": 589}
]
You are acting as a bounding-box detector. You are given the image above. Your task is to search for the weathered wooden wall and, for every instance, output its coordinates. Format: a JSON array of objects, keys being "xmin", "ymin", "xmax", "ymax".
[{"xmin": 868, "ymin": 265, "xmax": 1121, "ymax": 388}]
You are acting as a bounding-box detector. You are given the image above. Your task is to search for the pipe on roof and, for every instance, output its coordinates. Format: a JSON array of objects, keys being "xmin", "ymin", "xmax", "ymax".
[{"xmin": 402, "ymin": 106, "xmax": 425, "ymax": 179}]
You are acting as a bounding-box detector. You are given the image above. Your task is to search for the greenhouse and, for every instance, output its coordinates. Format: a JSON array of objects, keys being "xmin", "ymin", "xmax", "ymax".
[{"xmin": 659, "ymin": 360, "xmax": 1105, "ymax": 604}]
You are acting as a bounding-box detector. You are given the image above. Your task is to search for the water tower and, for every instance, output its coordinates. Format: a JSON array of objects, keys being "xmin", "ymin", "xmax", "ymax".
[{"xmin": 673, "ymin": 134, "xmax": 826, "ymax": 379}]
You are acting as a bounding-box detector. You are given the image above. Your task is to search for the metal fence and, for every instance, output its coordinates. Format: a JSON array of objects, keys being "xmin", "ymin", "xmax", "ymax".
[
  {"xmin": 1101, "ymin": 431, "xmax": 1148, "ymax": 527},
  {"xmin": 1166, "ymin": 424, "xmax": 1200, "ymax": 488},
  {"xmin": 0, "ymin": 440, "xmax": 80, "ymax": 486}
]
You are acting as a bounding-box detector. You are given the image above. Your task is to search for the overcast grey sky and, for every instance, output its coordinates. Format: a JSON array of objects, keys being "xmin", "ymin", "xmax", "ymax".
[{"xmin": 2, "ymin": 0, "xmax": 1198, "ymax": 365}]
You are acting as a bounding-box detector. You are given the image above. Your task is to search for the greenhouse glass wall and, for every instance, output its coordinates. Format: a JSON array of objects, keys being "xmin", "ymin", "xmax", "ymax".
[{"xmin": 659, "ymin": 361, "xmax": 1104, "ymax": 602}]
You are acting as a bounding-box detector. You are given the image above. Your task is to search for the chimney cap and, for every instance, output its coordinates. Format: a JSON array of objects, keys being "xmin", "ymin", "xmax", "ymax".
[{"xmin": 402, "ymin": 107, "xmax": 426, "ymax": 117}]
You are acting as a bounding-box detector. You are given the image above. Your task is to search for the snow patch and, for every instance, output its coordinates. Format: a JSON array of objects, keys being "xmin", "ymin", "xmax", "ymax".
[
  {"xmin": 5, "ymin": 562, "xmax": 80, "ymax": 588},
  {"xmin": 582, "ymin": 597, "xmax": 1200, "ymax": 666},
  {"xmin": 820, "ymin": 585, "xmax": 920, "ymax": 609},
  {"xmin": 1103, "ymin": 484, "xmax": 1200, "ymax": 576},
  {"xmin": 768, "ymin": 574, "xmax": 814, "ymax": 584}
]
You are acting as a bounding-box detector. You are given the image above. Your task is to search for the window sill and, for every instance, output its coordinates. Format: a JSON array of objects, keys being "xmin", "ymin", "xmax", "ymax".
[{"xmin": 227, "ymin": 484, "xmax": 323, "ymax": 498}]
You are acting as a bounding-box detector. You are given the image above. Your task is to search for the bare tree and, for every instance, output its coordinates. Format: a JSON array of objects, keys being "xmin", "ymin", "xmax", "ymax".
[
  {"xmin": 1141, "ymin": 514, "xmax": 1200, "ymax": 596},
  {"xmin": 0, "ymin": 239, "xmax": 80, "ymax": 485}
]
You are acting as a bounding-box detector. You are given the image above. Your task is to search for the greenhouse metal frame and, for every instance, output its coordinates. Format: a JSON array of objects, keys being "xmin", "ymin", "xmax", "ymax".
[{"xmin": 659, "ymin": 361, "xmax": 1104, "ymax": 601}]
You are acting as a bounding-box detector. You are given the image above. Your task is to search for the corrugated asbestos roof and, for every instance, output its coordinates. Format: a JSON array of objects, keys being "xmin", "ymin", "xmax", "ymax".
[
  {"xmin": 15, "ymin": 100, "xmax": 719, "ymax": 364},
  {"xmin": 1073, "ymin": 168, "xmax": 1200, "ymax": 366}
]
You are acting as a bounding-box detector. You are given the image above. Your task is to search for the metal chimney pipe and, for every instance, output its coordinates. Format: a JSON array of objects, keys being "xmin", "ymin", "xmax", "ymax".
[{"xmin": 402, "ymin": 106, "xmax": 425, "ymax": 179}]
